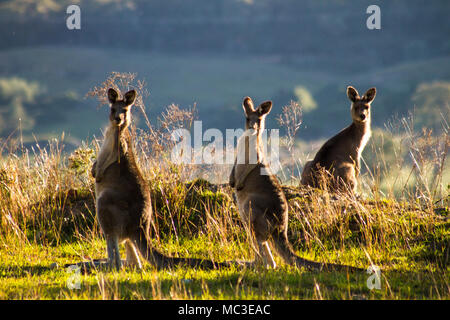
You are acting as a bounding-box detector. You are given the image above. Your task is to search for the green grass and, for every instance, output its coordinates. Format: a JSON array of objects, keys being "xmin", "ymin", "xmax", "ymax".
[
  {"xmin": 1, "ymin": 119, "xmax": 449, "ymax": 299},
  {"xmin": 1, "ymin": 231, "xmax": 448, "ymax": 300},
  {"xmin": 0, "ymin": 65, "xmax": 449, "ymax": 300},
  {"xmin": 0, "ymin": 157, "xmax": 448, "ymax": 299}
]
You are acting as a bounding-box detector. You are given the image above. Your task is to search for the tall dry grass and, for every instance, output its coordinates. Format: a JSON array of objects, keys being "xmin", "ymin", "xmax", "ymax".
[{"xmin": 0, "ymin": 73, "xmax": 448, "ymax": 273}]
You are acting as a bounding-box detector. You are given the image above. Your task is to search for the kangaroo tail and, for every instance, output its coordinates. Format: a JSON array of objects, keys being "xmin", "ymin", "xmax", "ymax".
[
  {"xmin": 133, "ymin": 229, "xmax": 232, "ymax": 270},
  {"xmin": 271, "ymin": 229, "xmax": 362, "ymax": 272}
]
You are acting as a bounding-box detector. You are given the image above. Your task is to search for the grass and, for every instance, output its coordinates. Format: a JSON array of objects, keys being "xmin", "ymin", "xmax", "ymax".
[
  {"xmin": 0, "ymin": 74, "xmax": 449, "ymax": 300},
  {"xmin": 1, "ymin": 223, "xmax": 448, "ymax": 299},
  {"xmin": 0, "ymin": 141, "xmax": 448, "ymax": 299}
]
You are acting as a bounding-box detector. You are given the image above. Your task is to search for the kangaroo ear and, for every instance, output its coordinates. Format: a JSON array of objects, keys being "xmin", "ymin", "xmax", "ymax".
[
  {"xmin": 107, "ymin": 88, "xmax": 119, "ymax": 104},
  {"xmin": 362, "ymin": 87, "xmax": 376, "ymax": 103},
  {"xmin": 243, "ymin": 96, "xmax": 255, "ymax": 116},
  {"xmin": 124, "ymin": 90, "xmax": 137, "ymax": 106},
  {"xmin": 347, "ymin": 86, "xmax": 360, "ymax": 103},
  {"xmin": 258, "ymin": 101, "xmax": 272, "ymax": 116}
]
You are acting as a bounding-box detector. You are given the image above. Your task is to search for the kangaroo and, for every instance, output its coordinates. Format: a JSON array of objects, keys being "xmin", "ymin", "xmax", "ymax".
[
  {"xmin": 230, "ymin": 97, "xmax": 361, "ymax": 272},
  {"xmin": 71, "ymin": 88, "xmax": 230, "ymax": 271},
  {"xmin": 301, "ymin": 86, "xmax": 376, "ymax": 194}
]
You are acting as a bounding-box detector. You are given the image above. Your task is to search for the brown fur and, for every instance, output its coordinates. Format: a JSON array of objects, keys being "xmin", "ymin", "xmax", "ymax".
[
  {"xmin": 301, "ymin": 86, "xmax": 376, "ymax": 193},
  {"xmin": 230, "ymin": 97, "xmax": 361, "ymax": 272},
  {"xmin": 75, "ymin": 88, "xmax": 230, "ymax": 271}
]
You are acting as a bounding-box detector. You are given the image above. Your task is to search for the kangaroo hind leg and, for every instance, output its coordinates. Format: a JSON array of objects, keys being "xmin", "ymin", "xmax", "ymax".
[
  {"xmin": 67, "ymin": 236, "xmax": 121, "ymax": 273},
  {"xmin": 106, "ymin": 236, "xmax": 121, "ymax": 270},
  {"xmin": 125, "ymin": 240, "xmax": 143, "ymax": 269},
  {"xmin": 258, "ymin": 241, "xmax": 276, "ymax": 269}
]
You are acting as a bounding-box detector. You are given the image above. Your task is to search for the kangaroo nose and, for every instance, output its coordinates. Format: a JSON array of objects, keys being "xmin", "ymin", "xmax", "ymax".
[{"xmin": 360, "ymin": 114, "xmax": 366, "ymax": 120}]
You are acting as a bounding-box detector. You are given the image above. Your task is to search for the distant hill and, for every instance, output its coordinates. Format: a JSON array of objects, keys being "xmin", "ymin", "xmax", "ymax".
[
  {"xmin": 0, "ymin": 46, "xmax": 448, "ymax": 145},
  {"xmin": 0, "ymin": 0, "xmax": 449, "ymax": 67}
]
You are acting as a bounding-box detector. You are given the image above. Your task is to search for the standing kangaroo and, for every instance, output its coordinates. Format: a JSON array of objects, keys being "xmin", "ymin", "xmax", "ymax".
[
  {"xmin": 230, "ymin": 97, "xmax": 360, "ymax": 271},
  {"xmin": 301, "ymin": 86, "xmax": 376, "ymax": 193},
  {"xmin": 74, "ymin": 88, "xmax": 229, "ymax": 271}
]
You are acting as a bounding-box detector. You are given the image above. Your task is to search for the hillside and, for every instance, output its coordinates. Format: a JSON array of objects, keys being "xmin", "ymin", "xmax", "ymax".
[{"xmin": 1, "ymin": 46, "xmax": 449, "ymax": 146}]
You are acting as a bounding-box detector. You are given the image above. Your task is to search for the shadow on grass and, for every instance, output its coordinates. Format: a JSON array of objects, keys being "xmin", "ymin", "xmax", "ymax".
[
  {"xmin": 58, "ymin": 265, "xmax": 372, "ymax": 299},
  {"xmin": 0, "ymin": 264, "xmax": 57, "ymax": 278},
  {"xmin": 2, "ymin": 260, "xmax": 447, "ymax": 299}
]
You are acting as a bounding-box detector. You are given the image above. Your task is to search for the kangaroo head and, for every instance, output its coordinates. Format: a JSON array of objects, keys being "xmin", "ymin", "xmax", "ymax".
[
  {"xmin": 107, "ymin": 88, "xmax": 137, "ymax": 129},
  {"xmin": 347, "ymin": 86, "xmax": 376, "ymax": 124},
  {"xmin": 242, "ymin": 96, "xmax": 272, "ymax": 134}
]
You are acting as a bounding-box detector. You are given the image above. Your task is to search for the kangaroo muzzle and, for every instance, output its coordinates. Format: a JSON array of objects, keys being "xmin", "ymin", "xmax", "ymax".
[{"xmin": 114, "ymin": 114, "xmax": 125, "ymax": 126}]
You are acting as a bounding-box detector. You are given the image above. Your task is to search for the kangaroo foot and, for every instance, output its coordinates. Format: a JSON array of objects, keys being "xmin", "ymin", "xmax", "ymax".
[
  {"xmin": 65, "ymin": 259, "xmax": 128, "ymax": 274},
  {"xmin": 234, "ymin": 259, "xmax": 271, "ymax": 269}
]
